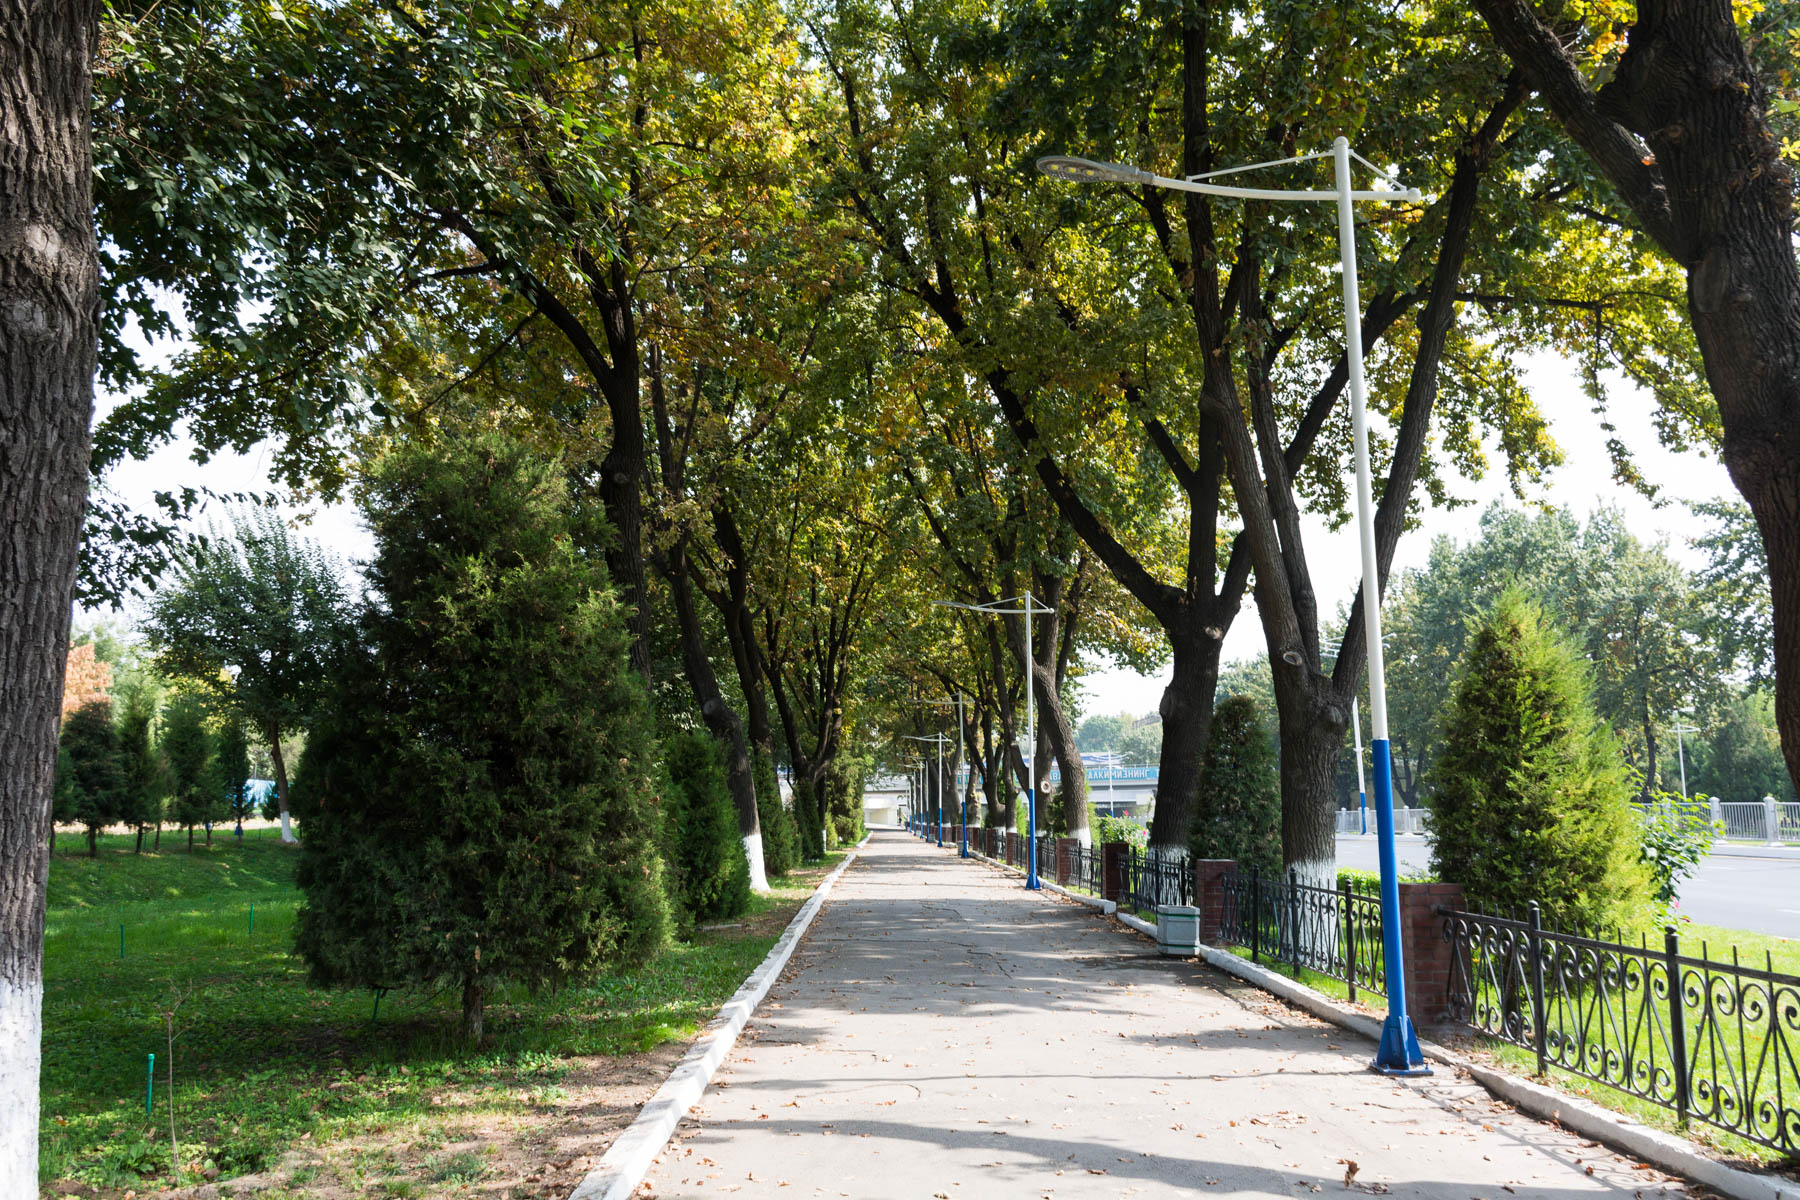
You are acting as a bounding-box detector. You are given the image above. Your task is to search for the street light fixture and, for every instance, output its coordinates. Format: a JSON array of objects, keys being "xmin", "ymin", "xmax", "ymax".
[
  {"xmin": 902, "ymin": 732, "xmax": 952, "ymax": 847},
  {"xmin": 1039, "ymin": 139, "xmax": 1428, "ymax": 1075},
  {"xmin": 934, "ymin": 593, "xmax": 1056, "ymax": 889}
]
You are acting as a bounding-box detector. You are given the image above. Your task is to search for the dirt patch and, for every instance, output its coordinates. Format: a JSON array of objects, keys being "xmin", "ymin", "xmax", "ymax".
[{"xmin": 147, "ymin": 1039, "xmax": 693, "ymax": 1200}]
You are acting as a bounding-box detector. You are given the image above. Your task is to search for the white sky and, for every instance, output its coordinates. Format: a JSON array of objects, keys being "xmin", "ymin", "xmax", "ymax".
[{"xmin": 88, "ymin": 348, "xmax": 1738, "ymax": 720}]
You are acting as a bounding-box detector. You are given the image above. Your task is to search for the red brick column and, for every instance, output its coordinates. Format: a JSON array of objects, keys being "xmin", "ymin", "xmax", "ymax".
[
  {"xmin": 1006, "ymin": 832, "xmax": 1020, "ymax": 866},
  {"xmin": 1101, "ymin": 842, "xmax": 1128, "ymax": 902},
  {"xmin": 1055, "ymin": 837, "xmax": 1076, "ymax": 885},
  {"xmin": 1191, "ymin": 859, "xmax": 1237, "ymax": 944},
  {"xmin": 1397, "ymin": 882, "xmax": 1465, "ymax": 1025}
]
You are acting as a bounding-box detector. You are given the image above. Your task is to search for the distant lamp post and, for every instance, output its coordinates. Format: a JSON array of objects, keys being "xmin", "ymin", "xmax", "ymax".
[
  {"xmin": 1672, "ymin": 709, "xmax": 1699, "ymax": 801},
  {"xmin": 935, "ymin": 594, "xmax": 1055, "ymax": 889},
  {"xmin": 925, "ymin": 693, "xmax": 971, "ymax": 858},
  {"xmin": 903, "ymin": 732, "xmax": 952, "ymax": 847},
  {"xmin": 1040, "ymin": 141, "xmax": 1429, "ymax": 1074}
]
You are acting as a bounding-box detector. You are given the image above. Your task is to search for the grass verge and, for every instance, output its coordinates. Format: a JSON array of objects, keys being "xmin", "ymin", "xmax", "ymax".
[{"xmin": 41, "ymin": 832, "xmax": 846, "ymax": 1194}]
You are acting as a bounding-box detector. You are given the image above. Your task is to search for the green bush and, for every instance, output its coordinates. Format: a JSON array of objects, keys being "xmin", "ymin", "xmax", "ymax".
[
  {"xmin": 791, "ymin": 777, "xmax": 824, "ymax": 862},
  {"xmin": 754, "ymin": 750, "xmax": 797, "ymax": 876},
  {"xmin": 1638, "ymin": 791, "xmax": 1719, "ymax": 913},
  {"xmin": 1428, "ymin": 588, "xmax": 1650, "ymax": 931},
  {"xmin": 664, "ymin": 729, "xmax": 752, "ymax": 924},
  {"xmin": 163, "ymin": 694, "xmax": 221, "ymax": 849},
  {"xmin": 1189, "ymin": 694, "xmax": 1281, "ymax": 877},
  {"xmin": 292, "ymin": 433, "xmax": 671, "ymax": 1043},
  {"xmin": 60, "ymin": 701, "xmax": 124, "ymax": 857}
]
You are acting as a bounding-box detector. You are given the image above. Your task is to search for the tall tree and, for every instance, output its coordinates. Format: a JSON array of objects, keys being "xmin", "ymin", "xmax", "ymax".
[
  {"xmin": 1470, "ymin": 0, "xmax": 1800, "ymax": 794},
  {"xmin": 162, "ymin": 695, "xmax": 218, "ymax": 850},
  {"xmin": 1, "ymin": 3, "xmax": 100, "ymax": 1189},
  {"xmin": 143, "ymin": 509, "xmax": 349, "ymax": 843}
]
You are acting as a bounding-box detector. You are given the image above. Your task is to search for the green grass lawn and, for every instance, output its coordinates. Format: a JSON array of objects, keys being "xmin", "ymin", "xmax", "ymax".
[{"xmin": 40, "ymin": 832, "xmax": 846, "ymax": 1191}]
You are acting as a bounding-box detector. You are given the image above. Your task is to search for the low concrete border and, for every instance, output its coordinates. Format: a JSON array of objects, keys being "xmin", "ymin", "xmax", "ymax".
[{"xmin": 566, "ymin": 837, "xmax": 871, "ymax": 1200}]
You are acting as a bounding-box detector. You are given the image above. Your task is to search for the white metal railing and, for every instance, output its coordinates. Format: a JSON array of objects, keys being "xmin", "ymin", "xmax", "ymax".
[
  {"xmin": 1338, "ymin": 798, "xmax": 1800, "ymax": 846},
  {"xmin": 1335, "ymin": 806, "xmax": 1431, "ymax": 835}
]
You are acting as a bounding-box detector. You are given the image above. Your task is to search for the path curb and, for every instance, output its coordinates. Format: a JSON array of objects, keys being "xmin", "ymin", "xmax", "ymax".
[
  {"xmin": 950, "ymin": 837, "xmax": 1792, "ymax": 1200},
  {"xmin": 567, "ymin": 837, "xmax": 870, "ymax": 1200}
]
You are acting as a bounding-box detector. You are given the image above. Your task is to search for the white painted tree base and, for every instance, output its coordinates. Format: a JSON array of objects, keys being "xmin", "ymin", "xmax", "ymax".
[
  {"xmin": 742, "ymin": 832, "xmax": 769, "ymax": 893},
  {"xmin": 279, "ymin": 811, "xmax": 296, "ymax": 844},
  {"xmin": 0, "ymin": 976, "xmax": 42, "ymax": 1200}
]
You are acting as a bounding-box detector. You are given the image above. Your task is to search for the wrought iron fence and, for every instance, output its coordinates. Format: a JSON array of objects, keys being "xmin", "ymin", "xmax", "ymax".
[
  {"xmin": 1443, "ymin": 906, "xmax": 1800, "ymax": 1154},
  {"xmin": 1217, "ymin": 869, "xmax": 1386, "ymax": 1001},
  {"xmin": 1119, "ymin": 847, "xmax": 1194, "ymax": 911},
  {"xmin": 1068, "ymin": 843, "xmax": 1101, "ymax": 896}
]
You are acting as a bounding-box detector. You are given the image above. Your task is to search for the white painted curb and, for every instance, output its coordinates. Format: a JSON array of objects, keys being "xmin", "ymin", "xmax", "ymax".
[{"xmin": 567, "ymin": 837, "xmax": 870, "ymax": 1200}]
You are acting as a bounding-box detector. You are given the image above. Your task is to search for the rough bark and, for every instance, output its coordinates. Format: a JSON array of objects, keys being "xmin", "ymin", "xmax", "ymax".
[
  {"xmin": 0, "ymin": 3, "xmax": 99, "ymax": 1191},
  {"xmin": 1473, "ymin": 0, "xmax": 1800, "ymax": 794},
  {"xmin": 460, "ymin": 975, "xmax": 484, "ymax": 1045},
  {"xmin": 268, "ymin": 724, "xmax": 295, "ymax": 843}
]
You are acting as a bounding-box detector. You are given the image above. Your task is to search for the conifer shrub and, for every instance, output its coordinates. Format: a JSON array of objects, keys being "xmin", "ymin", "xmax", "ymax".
[
  {"xmin": 292, "ymin": 433, "xmax": 671, "ymax": 1043},
  {"xmin": 1428, "ymin": 588, "xmax": 1650, "ymax": 931},
  {"xmin": 163, "ymin": 694, "xmax": 221, "ymax": 849},
  {"xmin": 754, "ymin": 750, "xmax": 797, "ymax": 876},
  {"xmin": 60, "ymin": 701, "xmax": 124, "ymax": 857},
  {"xmin": 664, "ymin": 730, "xmax": 752, "ymax": 924},
  {"xmin": 791, "ymin": 778, "xmax": 824, "ymax": 862},
  {"xmin": 1189, "ymin": 694, "xmax": 1281, "ymax": 877},
  {"xmin": 216, "ymin": 718, "xmax": 253, "ymax": 834}
]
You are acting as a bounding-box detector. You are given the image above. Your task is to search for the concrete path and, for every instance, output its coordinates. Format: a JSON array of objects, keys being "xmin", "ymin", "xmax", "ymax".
[{"xmin": 641, "ymin": 832, "xmax": 1696, "ymax": 1199}]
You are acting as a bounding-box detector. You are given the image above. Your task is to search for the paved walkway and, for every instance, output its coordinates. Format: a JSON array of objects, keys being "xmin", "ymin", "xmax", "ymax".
[{"xmin": 641, "ymin": 833, "xmax": 1695, "ymax": 1198}]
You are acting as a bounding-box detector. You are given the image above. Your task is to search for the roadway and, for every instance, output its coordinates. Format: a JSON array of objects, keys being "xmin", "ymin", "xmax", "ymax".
[{"xmin": 1336, "ymin": 834, "xmax": 1800, "ymax": 940}]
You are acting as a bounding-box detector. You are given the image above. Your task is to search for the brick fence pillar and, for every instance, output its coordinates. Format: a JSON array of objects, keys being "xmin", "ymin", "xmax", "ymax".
[
  {"xmin": 1006, "ymin": 831, "xmax": 1020, "ymax": 866},
  {"xmin": 1101, "ymin": 842, "xmax": 1128, "ymax": 902},
  {"xmin": 1191, "ymin": 859, "xmax": 1237, "ymax": 944},
  {"xmin": 1055, "ymin": 837, "xmax": 1076, "ymax": 885},
  {"xmin": 1397, "ymin": 882, "xmax": 1465, "ymax": 1025}
]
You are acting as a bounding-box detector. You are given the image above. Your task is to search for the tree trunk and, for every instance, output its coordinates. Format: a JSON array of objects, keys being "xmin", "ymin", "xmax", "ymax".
[
  {"xmin": 1272, "ymin": 675, "xmax": 1351, "ymax": 893},
  {"xmin": 151, "ymin": 821, "xmax": 160, "ymax": 851},
  {"xmin": 134, "ymin": 827, "xmax": 143, "ymax": 853},
  {"xmin": 269, "ymin": 726, "xmax": 295, "ymax": 843},
  {"xmin": 460, "ymin": 974, "xmax": 484, "ymax": 1045},
  {"xmin": 0, "ymin": 4, "xmax": 99, "ymax": 1190},
  {"xmin": 87, "ymin": 827, "xmax": 96, "ymax": 857},
  {"xmin": 1472, "ymin": 0, "xmax": 1800, "ymax": 800},
  {"xmin": 663, "ymin": 547, "xmax": 767, "ymax": 890},
  {"xmin": 1643, "ymin": 712, "xmax": 1659, "ymax": 799},
  {"xmin": 1147, "ymin": 629, "xmax": 1226, "ymax": 851},
  {"xmin": 186, "ymin": 826, "xmax": 194, "ymax": 852}
]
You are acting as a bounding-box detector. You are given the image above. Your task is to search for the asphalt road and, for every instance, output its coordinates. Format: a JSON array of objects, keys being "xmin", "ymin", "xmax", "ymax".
[{"xmin": 1335, "ymin": 834, "xmax": 1800, "ymax": 940}]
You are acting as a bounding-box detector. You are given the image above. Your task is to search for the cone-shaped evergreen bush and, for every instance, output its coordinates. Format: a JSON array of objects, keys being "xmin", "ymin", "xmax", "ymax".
[
  {"xmin": 60, "ymin": 701, "xmax": 124, "ymax": 857},
  {"xmin": 664, "ymin": 729, "xmax": 752, "ymax": 925},
  {"xmin": 754, "ymin": 750, "xmax": 797, "ymax": 877},
  {"xmin": 791, "ymin": 777, "xmax": 823, "ymax": 862},
  {"xmin": 163, "ymin": 694, "xmax": 220, "ymax": 849},
  {"xmin": 292, "ymin": 434, "xmax": 671, "ymax": 1043},
  {"xmin": 1189, "ymin": 694, "xmax": 1281, "ymax": 877},
  {"xmin": 1428, "ymin": 588, "xmax": 1649, "ymax": 931}
]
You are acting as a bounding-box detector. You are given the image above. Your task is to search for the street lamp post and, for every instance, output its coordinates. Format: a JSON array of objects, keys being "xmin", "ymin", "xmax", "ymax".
[
  {"xmin": 1039, "ymin": 140, "xmax": 1428, "ymax": 1074},
  {"xmin": 903, "ymin": 733, "xmax": 952, "ymax": 847},
  {"xmin": 1673, "ymin": 709, "xmax": 1699, "ymax": 801},
  {"xmin": 926, "ymin": 693, "xmax": 971, "ymax": 858},
  {"xmin": 935, "ymin": 593, "xmax": 1056, "ymax": 888}
]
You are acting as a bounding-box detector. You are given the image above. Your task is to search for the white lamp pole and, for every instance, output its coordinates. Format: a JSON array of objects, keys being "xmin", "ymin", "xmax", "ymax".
[
  {"xmin": 1039, "ymin": 141, "xmax": 1428, "ymax": 1074},
  {"xmin": 1673, "ymin": 709, "xmax": 1698, "ymax": 801},
  {"xmin": 902, "ymin": 733, "xmax": 952, "ymax": 847},
  {"xmin": 935, "ymin": 593, "xmax": 1055, "ymax": 888}
]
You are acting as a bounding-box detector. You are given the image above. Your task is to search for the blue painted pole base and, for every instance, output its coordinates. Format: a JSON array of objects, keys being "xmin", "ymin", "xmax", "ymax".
[{"xmin": 1370, "ymin": 1011, "xmax": 1430, "ymax": 1076}]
